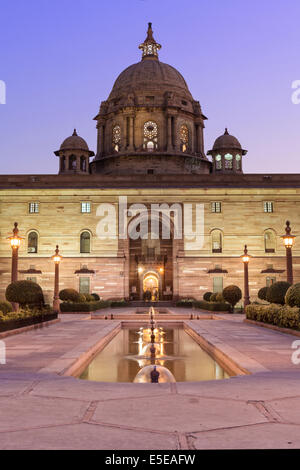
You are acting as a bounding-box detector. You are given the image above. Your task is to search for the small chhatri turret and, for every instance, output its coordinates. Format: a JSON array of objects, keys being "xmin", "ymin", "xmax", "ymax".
[
  {"xmin": 54, "ymin": 129, "xmax": 94, "ymax": 175},
  {"xmin": 208, "ymin": 128, "xmax": 247, "ymax": 173},
  {"xmin": 139, "ymin": 23, "xmax": 162, "ymax": 60}
]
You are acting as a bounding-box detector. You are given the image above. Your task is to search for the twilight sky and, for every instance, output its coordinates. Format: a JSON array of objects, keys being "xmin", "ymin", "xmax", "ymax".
[{"xmin": 0, "ymin": 0, "xmax": 300, "ymax": 174}]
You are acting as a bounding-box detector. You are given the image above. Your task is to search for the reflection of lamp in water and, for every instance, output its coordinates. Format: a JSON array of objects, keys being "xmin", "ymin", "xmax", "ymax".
[{"xmin": 134, "ymin": 365, "xmax": 176, "ymax": 383}]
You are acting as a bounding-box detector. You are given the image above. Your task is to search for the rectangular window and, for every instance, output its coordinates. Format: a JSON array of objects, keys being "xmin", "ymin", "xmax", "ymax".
[
  {"xmin": 29, "ymin": 202, "xmax": 39, "ymax": 213},
  {"xmin": 79, "ymin": 277, "xmax": 90, "ymax": 294},
  {"xmin": 213, "ymin": 277, "xmax": 223, "ymax": 293},
  {"xmin": 81, "ymin": 202, "xmax": 91, "ymax": 213},
  {"xmin": 211, "ymin": 202, "xmax": 222, "ymax": 213},
  {"xmin": 264, "ymin": 202, "xmax": 273, "ymax": 213},
  {"xmin": 266, "ymin": 276, "xmax": 276, "ymax": 287}
]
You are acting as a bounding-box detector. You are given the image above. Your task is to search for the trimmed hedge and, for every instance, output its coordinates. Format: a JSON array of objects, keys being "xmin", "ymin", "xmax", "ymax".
[
  {"xmin": 246, "ymin": 303, "xmax": 300, "ymax": 330},
  {"xmin": 176, "ymin": 300, "xmax": 194, "ymax": 308},
  {"xmin": 60, "ymin": 300, "xmax": 111, "ymax": 312},
  {"xmin": 110, "ymin": 300, "xmax": 130, "ymax": 308},
  {"xmin": 285, "ymin": 283, "xmax": 300, "ymax": 308},
  {"xmin": 193, "ymin": 300, "xmax": 231, "ymax": 312},
  {"xmin": 0, "ymin": 308, "xmax": 57, "ymax": 332}
]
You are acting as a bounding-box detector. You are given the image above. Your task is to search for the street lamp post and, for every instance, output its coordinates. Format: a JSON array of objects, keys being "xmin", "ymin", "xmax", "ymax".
[
  {"xmin": 281, "ymin": 221, "xmax": 295, "ymax": 285},
  {"xmin": 241, "ymin": 245, "xmax": 251, "ymax": 308},
  {"xmin": 7, "ymin": 222, "xmax": 23, "ymax": 283},
  {"xmin": 52, "ymin": 245, "xmax": 62, "ymax": 313},
  {"xmin": 7, "ymin": 222, "xmax": 23, "ymax": 312}
]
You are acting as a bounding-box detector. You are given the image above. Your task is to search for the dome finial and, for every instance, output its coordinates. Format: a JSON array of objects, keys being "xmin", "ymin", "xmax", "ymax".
[
  {"xmin": 73, "ymin": 129, "xmax": 78, "ymax": 136},
  {"xmin": 224, "ymin": 128, "xmax": 229, "ymax": 135},
  {"xmin": 139, "ymin": 23, "xmax": 161, "ymax": 60}
]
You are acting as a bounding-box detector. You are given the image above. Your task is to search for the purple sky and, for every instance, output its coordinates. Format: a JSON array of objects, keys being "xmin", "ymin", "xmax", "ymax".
[{"xmin": 0, "ymin": 0, "xmax": 300, "ymax": 175}]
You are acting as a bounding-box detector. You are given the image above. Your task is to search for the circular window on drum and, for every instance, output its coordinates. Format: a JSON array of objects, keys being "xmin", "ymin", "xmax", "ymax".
[{"xmin": 143, "ymin": 121, "xmax": 158, "ymax": 151}]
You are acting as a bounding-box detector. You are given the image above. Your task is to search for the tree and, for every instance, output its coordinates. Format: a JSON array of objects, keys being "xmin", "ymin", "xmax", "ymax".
[
  {"xmin": 6, "ymin": 281, "xmax": 44, "ymax": 308},
  {"xmin": 222, "ymin": 285, "xmax": 242, "ymax": 311}
]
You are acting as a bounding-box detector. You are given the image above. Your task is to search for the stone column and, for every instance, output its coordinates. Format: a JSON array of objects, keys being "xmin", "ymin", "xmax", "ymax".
[
  {"xmin": 196, "ymin": 123, "xmax": 204, "ymax": 155},
  {"xmin": 173, "ymin": 116, "xmax": 179, "ymax": 152},
  {"xmin": 128, "ymin": 116, "xmax": 135, "ymax": 151},
  {"xmin": 167, "ymin": 115, "xmax": 173, "ymax": 152}
]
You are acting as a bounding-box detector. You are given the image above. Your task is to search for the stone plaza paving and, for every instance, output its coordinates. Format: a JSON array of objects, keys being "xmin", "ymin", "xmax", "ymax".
[{"xmin": 0, "ymin": 310, "xmax": 300, "ymax": 450}]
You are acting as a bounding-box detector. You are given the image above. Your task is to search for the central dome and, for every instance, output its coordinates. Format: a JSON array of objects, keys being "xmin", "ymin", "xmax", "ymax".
[
  {"xmin": 109, "ymin": 59, "xmax": 193, "ymax": 101},
  {"xmin": 91, "ymin": 23, "xmax": 210, "ymax": 176}
]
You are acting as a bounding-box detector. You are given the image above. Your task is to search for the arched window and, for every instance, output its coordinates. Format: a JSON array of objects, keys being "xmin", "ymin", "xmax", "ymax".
[
  {"xmin": 69, "ymin": 155, "xmax": 77, "ymax": 170},
  {"xmin": 28, "ymin": 231, "xmax": 38, "ymax": 254},
  {"xmin": 80, "ymin": 156, "xmax": 87, "ymax": 172},
  {"xmin": 264, "ymin": 230, "xmax": 276, "ymax": 253},
  {"xmin": 215, "ymin": 154, "xmax": 222, "ymax": 170},
  {"xmin": 112, "ymin": 125, "xmax": 121, "ymax": 152},
  {"xmin": 236, "ymin": 154, "xmax": 241, "ymax": 170},
  {"xmin": 211, "ymin": 230, "xmax": 222, "ymax": 253},
  {"xmin": 224, "ymin": 153, "xmax": 233, "ymax": 169},
  {"xmin": 180, "ymin": 125, "xmax": 189, "ymax": 153},
  {"xmin": 143, "ymin": 121, "xmax": 158, "ymax": 151},
  {"xmin": 80, "ymin": 231, "xmax": 91, "ymax": 254}
]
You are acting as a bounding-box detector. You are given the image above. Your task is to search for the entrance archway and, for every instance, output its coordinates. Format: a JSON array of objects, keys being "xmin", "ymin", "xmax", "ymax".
[{"xmin": 143, "ymin": 272, "xmax": 159, "ymax": 301}]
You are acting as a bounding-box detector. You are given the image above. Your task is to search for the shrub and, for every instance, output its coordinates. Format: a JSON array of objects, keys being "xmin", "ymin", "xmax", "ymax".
[
  {"xmin": 258, "ymin": 286, "xmax": 269, "ymax": 301},
  {"xmin": 0, "ymin": 301, "xmax": 13, "ymax": 315},
  {"xmin": 266, "ymin": 281, "xmax": 291, "ymax": 305},
  {"xmin": 215, "ymin": 293, "xmax": 224, "ymax": 303},
  {"xmin": 91, "ymin": 293, "xmax": 100, "ymax": 301},
  {"xmin": 110, "ymin": 299, "xmax": 130, "ymax": 308},
  {"xmin": 5, "ymin": 281, "xmax": 44, "ymax": 308},
  {"xmin": 222, "ymin": 285, "xmax": 242, "ymax": 310},
  {"xmin": 78, "ymin": 294, "xmax": 87, "ymax": 302},
  {"xmin": 83, "ymin": 294, "xmax": 95, "ymax": 302},
  {"xmin": 176, "ymin": 299, "xmax": 194, "ymax": 308},
  {"xmin": 210, "ymin": 293, "xmax": 218, "ymax": 302},
  {"xmin": 59, "ymin": 289, "xmax": 81, "ymax": 302},
  {"xmin": 285, "ymin": 283, "xmax": 300, "ymax": 308},
  {"xmin": 203, "ymin": 292, "xmax": 213, "ymax": 302}
]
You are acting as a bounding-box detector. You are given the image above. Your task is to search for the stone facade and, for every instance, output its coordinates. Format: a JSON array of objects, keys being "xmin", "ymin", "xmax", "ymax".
[{"xmin": 0, "ymin": 177, "xmax": 299, "ymax": 303}]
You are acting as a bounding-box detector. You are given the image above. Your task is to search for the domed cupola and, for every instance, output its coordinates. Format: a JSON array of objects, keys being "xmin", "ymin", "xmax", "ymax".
[
  {"xmin": 207, "ymin": 128, "xmax": 247, "ymax": 173},
  {"xmin": 54, "ymin": 129, "xmax": 94, "ymax": 175},
  {"xmin": 90, "ymin": 24, "xmax": 210, "ymax": 175}
]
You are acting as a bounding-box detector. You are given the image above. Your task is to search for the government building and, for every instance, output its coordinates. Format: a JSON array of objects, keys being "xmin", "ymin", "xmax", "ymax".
[{"xmin": 0, "ymin": 24, "xmax": 299, "ymax": 305}]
